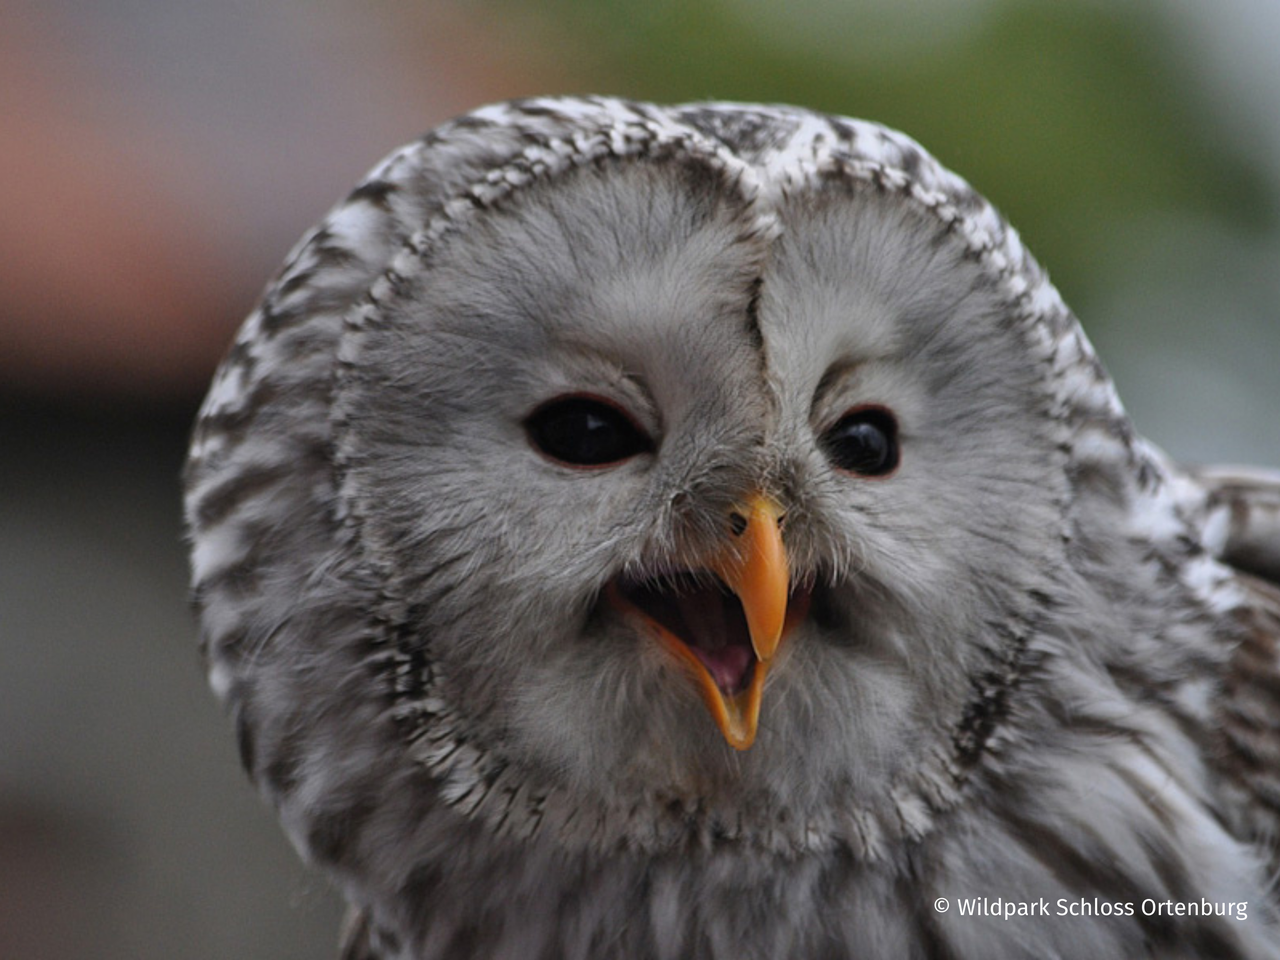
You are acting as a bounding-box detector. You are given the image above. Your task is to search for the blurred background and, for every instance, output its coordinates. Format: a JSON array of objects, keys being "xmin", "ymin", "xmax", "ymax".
[{"xmin": 2, "ymin": 0, "xmax": 1277, "ymax": 957}]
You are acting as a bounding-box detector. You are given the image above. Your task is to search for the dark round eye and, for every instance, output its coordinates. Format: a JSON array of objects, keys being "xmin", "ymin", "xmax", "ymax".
[
  {"xmin": 526, "ymin": 395, "xmax": 653, "ymax": 467},
  {"xmin": 820, "ymin": 407, "xmax": 899, "ymax": 477}
]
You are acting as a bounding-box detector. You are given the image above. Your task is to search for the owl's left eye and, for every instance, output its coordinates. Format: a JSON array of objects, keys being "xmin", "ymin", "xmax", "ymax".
[
  {"xmin": 525, "ymin": 395, "xmax": 654, "ymax": 468},
  {"xmin": 820, "ymin": 406, "xmax": 899, "ymax": 477}
]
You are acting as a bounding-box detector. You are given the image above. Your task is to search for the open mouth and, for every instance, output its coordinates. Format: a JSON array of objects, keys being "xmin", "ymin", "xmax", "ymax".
[
  {"xmin": 607, "ymin": 568, "xmax": 810, "ymax": 749},
  {"xmin": 615, "ymin": 571, "xmax": 758, "ymax": 696}
]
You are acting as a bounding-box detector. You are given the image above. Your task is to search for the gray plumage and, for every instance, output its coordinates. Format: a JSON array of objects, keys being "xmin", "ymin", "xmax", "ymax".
[{"xmin": 184, "ymin": 97, "xmax": 1280, "ymax": 959}]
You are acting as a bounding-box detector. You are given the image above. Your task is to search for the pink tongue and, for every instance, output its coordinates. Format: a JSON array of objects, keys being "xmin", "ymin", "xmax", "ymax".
[
  {"xmin": 690, "ymin": 643, "xmax": 754, "ymax": 695},
  {"xmin": 676, "ymin": 589, "xmax": 754, "ymax": 695}
]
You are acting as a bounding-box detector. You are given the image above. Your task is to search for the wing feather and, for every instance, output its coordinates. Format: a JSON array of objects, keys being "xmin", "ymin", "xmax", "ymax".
[
  {"xmin": 1191, "ymin": 464, "xmax": 1280, "ymax": 584},
  {"xmin": 1190, "ymin": 464, "xmax": 1280, "ymax": 871}
]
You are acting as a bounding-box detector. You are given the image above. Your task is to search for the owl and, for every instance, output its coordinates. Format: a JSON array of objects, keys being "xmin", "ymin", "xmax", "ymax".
[{"xmin": 184, "ymin": 98, "xmax": 1280, "ymax": 959}]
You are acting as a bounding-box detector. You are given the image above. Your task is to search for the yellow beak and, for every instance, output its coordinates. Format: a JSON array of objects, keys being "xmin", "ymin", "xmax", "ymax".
[
  {"xmin": 610, "ymin": 495, "xmax": 793, "ymax": 751},
  {"xmin": 709, "ymin": 496, "xmax": 789, "ymax": 665}
]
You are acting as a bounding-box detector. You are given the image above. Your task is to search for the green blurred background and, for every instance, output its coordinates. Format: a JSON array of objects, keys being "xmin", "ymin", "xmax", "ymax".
[{"xmin": 2, "ymin": 1, "xmax": 1277, "ymax": 957}]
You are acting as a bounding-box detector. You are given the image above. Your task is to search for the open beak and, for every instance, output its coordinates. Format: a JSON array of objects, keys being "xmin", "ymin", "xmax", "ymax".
[{"xmin": 609, "ymin": 495, "xmax": 797, "ymax": 750}]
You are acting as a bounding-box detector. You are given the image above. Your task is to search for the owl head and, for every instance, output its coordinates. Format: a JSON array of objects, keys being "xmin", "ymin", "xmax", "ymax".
[{"xmin": 185, "ymin": 98, "xmax": 1151, "ymax": 886}]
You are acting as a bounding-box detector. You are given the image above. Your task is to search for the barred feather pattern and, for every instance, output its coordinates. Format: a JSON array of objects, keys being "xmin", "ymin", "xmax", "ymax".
[{"xmin": 185, "ymin": 97, "xmax": 1280, "ymax": 959}]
